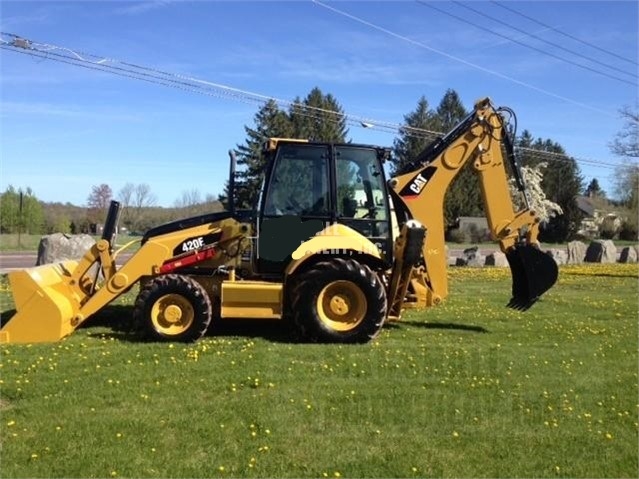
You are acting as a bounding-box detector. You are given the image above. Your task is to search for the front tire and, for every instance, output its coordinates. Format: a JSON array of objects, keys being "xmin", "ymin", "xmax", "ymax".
[
  {"xmin": 133, "ymin": 274, "xmax": 212, "ymax": 342},
  {"xmin": 290, "ymin": 258, "xmax": 387, "ymax": 343}
]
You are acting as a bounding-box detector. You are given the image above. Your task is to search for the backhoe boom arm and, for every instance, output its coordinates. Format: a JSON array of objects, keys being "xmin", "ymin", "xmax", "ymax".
[{"xmin": 389, "ymin": 97, "xmax": 557, "ymax": 309}]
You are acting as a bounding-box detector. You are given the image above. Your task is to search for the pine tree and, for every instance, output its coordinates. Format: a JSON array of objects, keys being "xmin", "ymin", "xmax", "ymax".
[
  {"xmin": 391, "ymin": 90, "xmax": 484, "ymax": 230},
  {"xmin": 433, "ymin": 90, "xmax": 478, "ymax": 230},
  {"xmin": 226, "ymin": 100, "xmax": 293, "ymax": 209},
  {"xmin": 223, "ymin": 89, "xmax": 349, "ymax": 210},
  {"xmin": 436, "ymin": 89, "xmax": 467, "ymax": 131},
  {"xmin": 584, "ymin": 178, "xmax": 605, "ymax": 198},
  {"xmin": 391, "ymin": 95, "xmax": 439, "ymax": 175},
  {"xmin": 289, "ymin": 87, "xmax": 348, "ymax": 142}
]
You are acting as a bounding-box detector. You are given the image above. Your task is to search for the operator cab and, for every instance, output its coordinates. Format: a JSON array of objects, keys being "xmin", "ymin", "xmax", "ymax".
[{"xmin": 256, "ymin": 139, "xmax": 393, "ymax": 275}]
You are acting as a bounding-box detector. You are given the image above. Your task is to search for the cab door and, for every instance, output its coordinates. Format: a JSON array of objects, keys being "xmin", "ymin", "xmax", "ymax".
[
  {"xmin": 256, "ymin": 143, "xmax": 332, "ymax": 276},
  {"xmin": 334, "ymin": 146, "xmax": 393, "ymax": 262}
]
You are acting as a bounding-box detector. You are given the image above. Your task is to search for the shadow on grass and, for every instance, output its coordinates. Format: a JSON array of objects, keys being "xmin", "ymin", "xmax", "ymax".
[
  {"xmin": 86, "ymin": 305, "xmax": 413, "ymax": 344},
  {"xmin": 2, "ymin": 304, "xmax": 411, "ymax": 345},
  {"xmin": 82, "ymin": 304, "xmax": 300, "ymax": 344},
  {"xmin": 399, "ymin": 319, "xmax": 489, "ymax": 333}
]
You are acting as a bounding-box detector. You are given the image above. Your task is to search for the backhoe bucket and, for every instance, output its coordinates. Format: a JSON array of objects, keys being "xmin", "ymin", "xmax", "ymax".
[
  {"xmin": 0, "ymin": 261, "xmax": 82, "ymax": 344},
  {"xmin": 506, "ymin": 245, "xmax": 558, "ymax": 310}
]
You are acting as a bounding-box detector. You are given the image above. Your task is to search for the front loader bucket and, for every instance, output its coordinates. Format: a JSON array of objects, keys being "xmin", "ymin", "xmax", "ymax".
[
  {"xmin": 506, "ymin": 245, "xmax": 558, "ymax": 310},
  {"xmin": 0, "ymin": 261, "xmax": 82, "ymax": 344}
]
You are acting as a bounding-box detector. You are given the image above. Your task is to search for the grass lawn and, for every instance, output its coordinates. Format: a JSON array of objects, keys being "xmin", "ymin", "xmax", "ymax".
[
  {"xmin": 0, "ymin": 235, "xmax": 43, "ymax": 252},
  {"xmin": 0, "ymin": 234, "xmax": 142, "ymax": 253},
  {"xmin": 0, "ymin": 264, "xmax": 637, "ymax": 478}
]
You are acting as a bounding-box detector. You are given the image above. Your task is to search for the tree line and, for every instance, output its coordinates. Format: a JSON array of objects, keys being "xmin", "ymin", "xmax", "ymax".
[
  {"xmin": 225, "ymin": 87, "xmax": 636, "ymax": 242},
  {"xmin": 2, "ymin": 87, "xmax": 636, "ymax": 242},
  {"xmin": 0, "ymin": 183, "xmax": 223, "ymax": 236}
]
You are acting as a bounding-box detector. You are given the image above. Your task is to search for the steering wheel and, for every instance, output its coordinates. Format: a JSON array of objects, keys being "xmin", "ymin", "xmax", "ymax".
[
  {"xmin": 285, "ymin": 196, "xmax": 301, "ymax": 213},
  {"xmin": 359, "ymin": 206, "xmax": 378, "ymax": 219}
]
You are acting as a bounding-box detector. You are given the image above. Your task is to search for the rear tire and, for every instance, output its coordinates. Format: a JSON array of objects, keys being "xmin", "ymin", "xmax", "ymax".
[
  {"xmin": 133, "ymin": 274, "xmax": 212, "ymax": 342},
  {"xmin": 290, "ymin": 258, "xmax": 387, "ymax": 343}
]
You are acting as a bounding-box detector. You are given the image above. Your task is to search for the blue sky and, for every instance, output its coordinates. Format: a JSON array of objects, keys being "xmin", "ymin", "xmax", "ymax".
[{"xmin": 1, "ymin": 0, "xmax": 637, "ymax": 207}]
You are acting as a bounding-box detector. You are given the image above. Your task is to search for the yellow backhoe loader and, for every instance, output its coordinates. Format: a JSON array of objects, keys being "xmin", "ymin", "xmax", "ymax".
[{"xmin": 0, "ymin": 97, "xmax": 558, "ymax": 344}]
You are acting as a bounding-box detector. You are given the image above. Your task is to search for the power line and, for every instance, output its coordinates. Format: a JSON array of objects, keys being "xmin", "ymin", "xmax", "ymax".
[
  {"xmin": 491, "ymin": 1, "xmax": 638, "ymax": 67},
  {"xmin": 516, "ymin": 147, "xmax": 622, "ymax": 171},
  {"xmin": 416, "ymin": 1, "xmax": 636, "ymax": 86},
  {"xmin": 0, "ymin": 32, "xmax": 625, "ymax": 173},
  {"xmin": 311, "ymin": 0, "xmax": 619, "ymax": 117},
  {"xmin": 0, "ymin": 33, "xmax": 424, "ymax": 139},
  {"xmin": 451, "ymin": 1, "xmax": 637, "ymax": 80}
]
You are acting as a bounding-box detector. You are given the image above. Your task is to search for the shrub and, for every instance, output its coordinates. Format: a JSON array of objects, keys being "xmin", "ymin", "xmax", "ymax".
[
  {"xmin": 618, "ymin": 218, "xmax": 638, "ymax": 241},
  {"xmin": 468, "ymin": 224, "xmax": 491, "ymax": 243},
  {"xmin": 598, "ymin": 216, "xmax": 619, "ymax": 240},
  {"xmin": 447, "ymin": 228, "xmax": 468, "ymax": 244}
]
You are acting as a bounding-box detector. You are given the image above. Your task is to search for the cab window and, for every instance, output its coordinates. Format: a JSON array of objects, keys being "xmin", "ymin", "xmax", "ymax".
[
  {"xmin": 336, "ymin": 147, "xmax": 388, "ymax": 221},
  {"xmin": 263, "ymin": 144, "xmax": 330, "ymax": 217}
]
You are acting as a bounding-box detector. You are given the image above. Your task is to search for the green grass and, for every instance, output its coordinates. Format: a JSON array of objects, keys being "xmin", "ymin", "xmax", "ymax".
[
  {"xmin": 0, "ymin": 234, "xmax": 43, "ymax": 252},
  {"xmin": 0, "ymin": 234, "xmax": 142, "ymax": 253},
  {"xmin": 0, "ymin": 264, "xmax": 637, "ymax": 478}
]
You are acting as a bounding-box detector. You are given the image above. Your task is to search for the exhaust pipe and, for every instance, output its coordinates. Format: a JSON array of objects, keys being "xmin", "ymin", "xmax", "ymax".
[
  {"xmin": 228, "ymin": 150, "xmax": 236, "ymax": 215},
  {"xmin": 506, "ymin": 245, "xmax": 558, "ymax": 310}
]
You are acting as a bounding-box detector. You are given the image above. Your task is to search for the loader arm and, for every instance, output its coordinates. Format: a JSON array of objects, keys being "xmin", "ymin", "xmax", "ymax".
[
  {"xmin": 389, "ymin": 97, "xmax": 558, "ymax": 310},
  {"xmin": 1, "ymin": 214, "xmax": 248, "ymax": 343}
]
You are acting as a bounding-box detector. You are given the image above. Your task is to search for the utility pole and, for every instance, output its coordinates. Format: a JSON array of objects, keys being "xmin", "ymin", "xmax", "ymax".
[{"xmin": 18, "ymin": 189, "xmax": 23, "ymax": 249}]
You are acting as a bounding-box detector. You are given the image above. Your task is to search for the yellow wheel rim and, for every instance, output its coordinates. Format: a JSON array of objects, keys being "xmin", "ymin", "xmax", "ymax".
[
  {"xmin": 150, "ymin": 294, "xmax": 194, "ymax": 336},
  {"xmin": 316, "ymin": 280, "xmax": 367, "ymax": 332}
]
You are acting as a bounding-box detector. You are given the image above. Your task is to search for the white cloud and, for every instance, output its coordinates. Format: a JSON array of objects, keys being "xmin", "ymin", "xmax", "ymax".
[
  {"xmin": 113, "ymin": 0, "xmax": 178, "ymax": 16},
  {"xmin": 1, "ymin": 101, "xmax": 144, "ymax": 122}
]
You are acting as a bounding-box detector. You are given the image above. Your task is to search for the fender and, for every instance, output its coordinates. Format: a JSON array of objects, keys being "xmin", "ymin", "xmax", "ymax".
[{"xmin": 286, "ymin": 223, "xmax": 382, "ymax": 276}]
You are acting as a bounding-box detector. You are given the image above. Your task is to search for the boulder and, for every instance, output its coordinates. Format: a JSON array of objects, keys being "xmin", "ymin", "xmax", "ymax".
[
  {"xmin": 566, "ymin": 240, "xmax": 587, "ymax": 264},
  {"xmin": 546, "ymin": 248, "xmax": 567, "ymax": 265},
  {"xmin": 584, "ymin": 240, "xmax": 617, "ymax": 263},
  {"xmin": 36, "ymin": 233, "xmax": 96, "ymax": 266},
  {"xmin": 485, "ymin": 251, "xmax": 508, "ymax": 267},
  {"xmin": 619, "ymin": 246, "xmax": 638, "ymax": 264},
  {"xmin": 460, "ymin": 246, "xmax": 484, "ymax": 267}
]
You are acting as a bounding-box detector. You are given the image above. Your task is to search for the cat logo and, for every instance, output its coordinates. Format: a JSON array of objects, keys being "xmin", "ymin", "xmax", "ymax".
[
  {"xmin": 409, "ymin": 173, "xmax": 429, "ymax": 194},
  {"xmin": 398, "ymin": 166, "xmax": 437, "ymax": 199}
]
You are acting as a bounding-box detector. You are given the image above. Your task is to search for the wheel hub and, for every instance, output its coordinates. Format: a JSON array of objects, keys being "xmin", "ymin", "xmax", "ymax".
[
  {"xmin": 329, "ymin": 295, "xmax": 350, "ymax": 316},
  {"xmin": 163, "ymin": 304, "xmax": 183, "ymax": 323},
  {"xmin": 151, "ymin": 293, "xmax": 195, "ymax": 335},
  {"xmin": 317, "ymin": 280, "xmax": 367, "ymax": 332}
]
